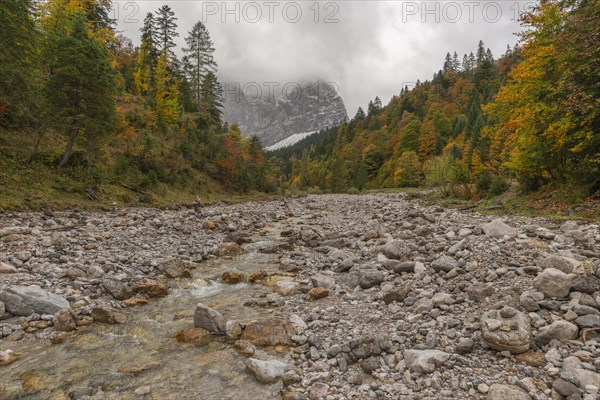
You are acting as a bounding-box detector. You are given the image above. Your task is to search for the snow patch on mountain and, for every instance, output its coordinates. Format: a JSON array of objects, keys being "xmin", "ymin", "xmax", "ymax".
[{"xmin": 265, "ymin": 131, "xmax": 317, "ymax": 151}]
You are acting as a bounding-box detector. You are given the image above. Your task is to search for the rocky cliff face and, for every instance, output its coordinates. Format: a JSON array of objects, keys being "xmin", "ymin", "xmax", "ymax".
[{"xmin": 223, "ymin": 80, "xmax": 348, "ymax": 147}]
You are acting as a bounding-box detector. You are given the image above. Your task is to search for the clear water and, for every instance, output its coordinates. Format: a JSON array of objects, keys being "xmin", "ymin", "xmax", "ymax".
[{"xmin": 0, "ymin": 225, "xmax": 288, "ymax": 399}]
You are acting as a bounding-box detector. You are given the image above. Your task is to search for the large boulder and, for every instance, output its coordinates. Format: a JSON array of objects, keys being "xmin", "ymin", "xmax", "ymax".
[
  {"xmin": 539, "ymin": 255, "xmax": 579, "ymax": 274},
  {"xmin": 194, "ymin": 303, "xmax": 226, "ymax": 334},
  {"xmin": 133, "ymin": 278, "xmax": 169, "ymax": 298},
  {"xmin": 481, "ymin": 307, "xmax": 532, "ymax": 354},
  {"xmin": 535, "ymin": 320, "xmax": 578, "ymax": 346},
  {"xmin": 561, "ymin": 356, "xmax": 600, "ymax": 390},
  {"xmin": 533, "ymin": 268, "xmax": 573, "ymax": 298},
  {"xmin": 403, "ymin": 349, "xmax": 450, "ymax": 374},
  {"xmin": 245, "ymin": 358, "xmax": 288, "ymax": 383},
  {"xmin": 241, "ymin": 317, "xmax": 296, "ymax": 346},
  {"xmin": 482, "ymin": 219, "xmax": 517, "ymax": 238},
  {"xmin": 0, "ymin": 285, "xmax": 69, "ymax": 316},
  {"xmin": 160, "ymin": 259, "xmax": 193, "ymax": 278}
]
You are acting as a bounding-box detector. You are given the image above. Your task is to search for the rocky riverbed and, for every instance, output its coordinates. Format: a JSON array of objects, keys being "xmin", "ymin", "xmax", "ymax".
[{"xmin": 0, "ymin": 193, "xmax": 599, "ymax": 399}]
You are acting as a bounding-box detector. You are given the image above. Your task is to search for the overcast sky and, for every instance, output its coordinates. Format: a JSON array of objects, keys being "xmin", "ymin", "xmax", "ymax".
[{"xmin": 115, "ymin": 1, "xmax": 532, "ymax": 114}]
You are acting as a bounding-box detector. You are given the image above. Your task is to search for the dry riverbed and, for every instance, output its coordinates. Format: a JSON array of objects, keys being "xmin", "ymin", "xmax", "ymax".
[{"xmin": 0, "ymin": 193, "xmax": 599, "ymax": 399}]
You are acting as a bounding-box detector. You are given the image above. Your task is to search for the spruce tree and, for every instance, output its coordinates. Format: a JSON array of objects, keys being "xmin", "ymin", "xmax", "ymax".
[
  {"xmin": 199, "ymin": 71, "xmax": 223, "ymax": 124},
  {"xmin": 182, "ymin": 21, "xmax": 217, "ymax": 104},
  {"xmin": 45, "ymin": 14, "xmax": 117, "ymax": 167},
  {"xmin": 155, "ymin": 5, "xmax": 179, "ymax": 57},
  {"xmin": 134, "ymin": 12, "xmax": 159, "ymax": 97}
]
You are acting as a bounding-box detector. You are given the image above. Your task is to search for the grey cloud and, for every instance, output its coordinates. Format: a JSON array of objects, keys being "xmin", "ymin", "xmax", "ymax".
[{"xmin": 117, "ymin": 1, "xmax": 524, "ymax": 115}]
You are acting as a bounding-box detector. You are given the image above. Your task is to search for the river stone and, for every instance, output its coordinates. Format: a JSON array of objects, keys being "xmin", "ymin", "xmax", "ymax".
[
  {"xmin": 241, "ymin": 317, "xmax": 296, "ymax": 346},
  {"xmin": 234, "ymin": 340, "xmax": 256, "ymax": 356},
  {"xmin": 0, "ymin": 349, "xmax": 18, "ymax": 366},
  {"xmin": 382, "ymin": 240, "xmax": 408, "ymax": 260},
  {"xmin": 273, "ymin": 280, "xmax": 300, "ymax": 296},
  {"xmin": 359, "ymin": 270, "xmax": 384, "ymax": 289},
  {"xmin": 91, "ymin": 306, "xmax": 125, "ymax": 324},
  {"xmin": 311, "ymin": 274, "xmax": 335, "ymax": 289},
  {"xmin": 194, "ymin": 303, "xmax": 225, "ymax": 334},
  {"xmin": 103, "ymin": 280, "xmax": 133, "ymax": 300},
  {"xmin": 0, "ymin": 261, "xmax": 18, "ymax": 274},
  {"xmin": 53, "ymin": 308, "xmax": 77, "ymax": 332},
  {"xmin": 0, "ymin": 285, "xmax": 69, "ymax": 316},
  {"xmin": 487, "ymin": 384, "xmax": 532, "ymax": 400},
  {"xmin": 533, "ymin": 268, "xmax": 573, "ymax": 298},
  {"xmin": 175, "ymin": 327, "xmax": 213, "ymax": 345},
  {"xmin": 306, "ymin": 287, "xmax": 329, "ymax": 301},
  {"xmin": 0, "ymin": 301, "xmax": 4, "ymax": 318},
  {"xmin": 133, "ymin": 278, "xmax": 169, "ymax": 298},
  {"xmin": 403, "ymin": 349, "xmax": 450, "ymax": 374},
  {"xmin": 431, "ymin": 255, "xmax": 457, "ymax": 272},
  {"xmin": 246, "ymin": 358, "xmax": 288, "ymax": 384},
  {"xmin": 481, "ymin": 309, "xmax": 532, "ymax": 354},
  {"xmin": 539, "ymin": 255, "xmax": 579, "ymax": 273},
  {"xmin": 222, "ymin": 271, "xmax": 245, "ymax": 284},
  {"xmin": 561, "ymin": 356, "xmax": 600, "ymax": 390},
  {"xmin": 535, "ymin": 320, "xmax": 578, "ymax": 346},
  {"xmin": 160, "ymin": 259, "xmax": 193, "ymax": 278},
  {"xmin": 574, "ymin": 314, "xmax": 600, "ymax": 328},
  {"xmin": 482, "ymin": 219, "xmax": 517, "ymax": 238},
  {"xmin": 466, "ymin": 283, "xmax": 495, "ymax": 302}
]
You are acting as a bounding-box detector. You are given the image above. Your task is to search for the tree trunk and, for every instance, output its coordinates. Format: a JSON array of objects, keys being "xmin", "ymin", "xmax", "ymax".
[
  {"xmin": 58, "ymin": 128, "xmax": 78, "ymax": 167},
  {"xmin": 28, "ymin": 128, "xmax": 44, "ymax": 164}
]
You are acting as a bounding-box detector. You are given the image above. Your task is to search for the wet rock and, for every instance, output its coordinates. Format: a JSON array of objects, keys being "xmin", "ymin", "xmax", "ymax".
[
  {"xmin": 160, "ymin": 259, "xmax": 193, "ymax": 278},
  {"xmin": 481, "ymin": 308, "xmax": 532, "ymax": 354},
  {"xmin": 487, "ymin": 384, "xmax": 531, "ymax": 399},
  {"xmin": 222, "ymin": 271, "xmax": 245, "ymax": 284},
  {"xmin": 53, "ymin": 308, "xmax": 77, "ymax": 332},
  {"xmin": 533, "ymin": 268, "xmax": 573, "ymax": 298},
  {"xmin": 273, "ymin": 280, "xmax": 300, "ymax": 296},
  {"xmin": 91, "ymin": 306, "xmax": 125, "ymax": 324},
  {"xmin": 0, "ymin": 349, "xmax": 18, "ymax": 366},
  {"xmin": 234, "ymin": 340, "xmax": 256, "ymax": 356},
  {"xmin": 133, "ymin": 278, "xmax": 169, "ymax": 298},
  {"xmin": 403, "ymin": 349, "xmax": 450, "ymax": 374},
  {"xmin": 194, "ymin": 303, "xmax": 225, "ymax": 334},
  {"xmin": 241, "ymin": 317, "xmax": 296, "ymax": 346},
  {"xmin": 482, "ymin": 219, "xmax": 517, "ymax": 238},
  {"xmin": 0, "ymin": 285, "xmax": 69, "ymax": 316},
  {"xmin": 103, "ymin": 280, "xmax": 133, "ymax": 300},
  {"xmin": 306, "ymin": 287, "xmax": 329, "ymax": 301},
  {"xmin": 175, "ymin": 327, "xmax": 213, "ymax": 345},
  {"xmin": 248, "ymin": 270, "xmax": 267, "ymax": 283},
  {"xmin": 225, "ymin": 320, "xmax": 242, "ymax": 340},
  {"xmin": 245, "ymin": 358, "xmax": 288, "ymax": 384}
]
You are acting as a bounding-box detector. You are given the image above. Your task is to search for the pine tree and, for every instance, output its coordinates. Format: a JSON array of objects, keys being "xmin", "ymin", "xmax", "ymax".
[
  {"xmin": 182, "ymin": 21, "xmax": 217, "ymax": 104},
  {"xmin": 476, "ymin": 40, "xmax": 486, "ymax": 67},
  {"xmin": 354, "ymin": 107, "xmax": 366, "ymax": 120},
  {"xmin": 155, "ymin": 5, "xmax": 178, "ymax": 56},
  {"xmin": 45, "ymin": 13, "xmax": 117, "ymax": 167},
  {"xmin": 451, "ymin": 51, "xmax": 460, "ymax": 71}
]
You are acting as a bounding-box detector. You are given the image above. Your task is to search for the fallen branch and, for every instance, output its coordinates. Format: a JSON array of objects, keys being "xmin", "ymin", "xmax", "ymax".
[{"xmin": 120, "ymin": 183, "xmax": 150, "ymax": 196}]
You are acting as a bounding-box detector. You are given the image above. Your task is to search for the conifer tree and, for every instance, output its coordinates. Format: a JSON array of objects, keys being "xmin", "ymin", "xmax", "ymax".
[
  {"xmin": 155, "ymin": 5, "xmax": 179, "ymax": 57},
  {"xmin": 182, "ymin": 21, "xmax": 217, "ymax": 104}
]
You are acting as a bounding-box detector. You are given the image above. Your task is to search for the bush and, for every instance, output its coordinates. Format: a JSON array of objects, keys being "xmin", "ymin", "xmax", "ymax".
[
  {"xmin": 476, "ymin": 170, "xmax": 492, "ymax": 193},
  {"xmin": 489, "ymin": 176, "xmax": 510, "ymax": 196}
]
